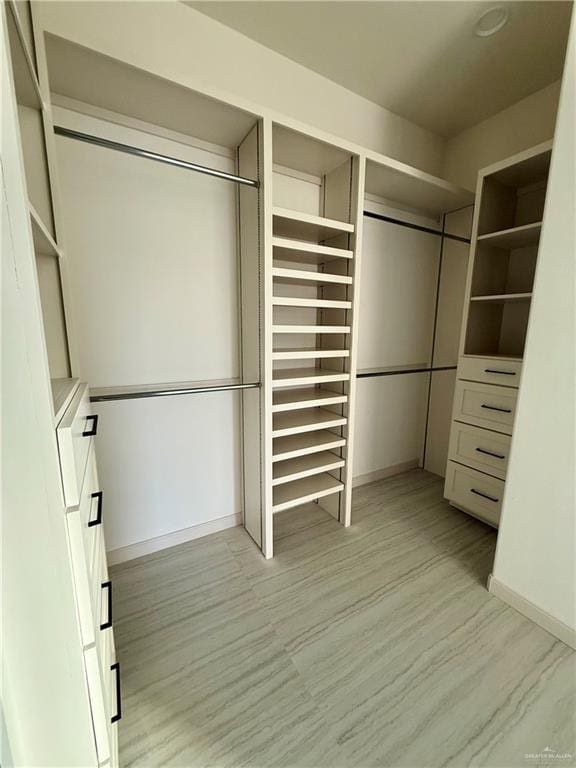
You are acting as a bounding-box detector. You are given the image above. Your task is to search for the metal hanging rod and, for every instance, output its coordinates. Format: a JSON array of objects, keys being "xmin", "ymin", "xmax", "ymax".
[
  {"xmin": 363, "ymin": 210, "xmax": 470, "ymax": 244},
  {"xmin": 54, "ymin": 126, "xmax": 260, "ymax": 188},
  {"xmin": 90, "ymin": 381, "xmax": 261, "ymax": 403}
]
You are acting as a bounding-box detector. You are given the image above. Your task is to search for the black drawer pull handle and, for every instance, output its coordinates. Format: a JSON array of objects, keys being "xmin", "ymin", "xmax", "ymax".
[
  {"xmin": 484, "ymin": 369, "xmax": 516, "ymax": 376},
  {"xmin": 88, "ymin": 491, "xmax": 103, "ymax": 527},
  {"xmin": 475, "ymin": 447, "xmax": 506, "ymax": 460},
  {"xmin": 481, "ymin": 404, "xmax": 512, "ymax": 413},
  {"xmin": 471, "ymin": 488, "xmax": 499, "ymax": 503},
  {"xmin": 82, "ymin": 414, "xmax": 99, "ymax": 437},
  {"xmin": 100, "ymin": 580, "xmax": 112, "ymax": 630},
  {"xmin": 111, "ymin": 662, "xmax": 122, "ymax": 723}
]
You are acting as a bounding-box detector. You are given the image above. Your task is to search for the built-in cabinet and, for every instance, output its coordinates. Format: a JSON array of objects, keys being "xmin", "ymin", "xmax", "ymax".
[{"xmin": 445, "ymin": 142, "xmax": 552, "ymax": 527}]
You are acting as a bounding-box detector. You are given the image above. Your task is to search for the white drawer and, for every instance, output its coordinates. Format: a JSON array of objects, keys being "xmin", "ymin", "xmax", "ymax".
[
  {"xmin": 453, "ymin": 380, "xmax": 517, "ymax": 435},
  {"xmin": 458, "ymin": 356, "xmax": 522, "ymax": 388},
  {"xmin": 95, "ymin": 540, "xmax": 113, "ymax": 666},
  {"xmin": 57, "ymin": 383, "xmax": 98, "ymax": 508},
  {"xmin": 66, "ymin": 505, "xmax": 96, "ymax": 648},
  {"xmin": 445, "ymin": 461, "xmax": 504, "ymax": 527},
  {"xmin": 84, "ymin": 645, "xmax": 111, "ymax": 766},
  {"xmin": 448, "ymin": 422, "xmax": 511, "ymax": 481},
  {"xmin": 79, "ymin": 448, "xmax": 104, "ymax": 583}
]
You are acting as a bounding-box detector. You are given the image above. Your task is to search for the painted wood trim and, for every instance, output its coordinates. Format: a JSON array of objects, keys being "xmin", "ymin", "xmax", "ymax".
[{"xmin": 488, "ymin": 575, "xmax": 576, "ymax": 650}]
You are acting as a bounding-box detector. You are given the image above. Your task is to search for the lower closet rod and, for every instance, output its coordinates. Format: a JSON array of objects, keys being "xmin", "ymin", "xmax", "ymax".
[
  {"xmin": 54, "ymin": 126, "xmax": 259, "ymax": 188},
  {"xmin": 90, "ymin": 382, "xmax": 261, "ymax": 403}
]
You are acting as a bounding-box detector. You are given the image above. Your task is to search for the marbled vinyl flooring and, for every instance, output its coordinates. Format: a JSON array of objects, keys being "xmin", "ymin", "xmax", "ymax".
[{"xmin": 112, "ymin": 470, "xmax": 576, "ymax": 768}]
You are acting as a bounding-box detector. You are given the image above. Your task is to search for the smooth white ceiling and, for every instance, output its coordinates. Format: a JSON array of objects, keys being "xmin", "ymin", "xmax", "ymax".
[{"xmin": 188, "ymin": 1, "xmax": 572, "ymax": 137}]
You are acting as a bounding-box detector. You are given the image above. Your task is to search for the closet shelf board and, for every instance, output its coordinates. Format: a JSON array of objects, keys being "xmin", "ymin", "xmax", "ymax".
[
  {"xmin": 272, "ymin": 267, "xmax": 353, "ymax": 286},
  {"xmin": 272, "ymin": 408, "xmax": 347, "ymax": 437},
  {"xmin": 272, "ymin": 451, "xmax": 345, "ymax": 486},
  {"xmin": 273, "ymin": 325, "xmax": 351, "ymax": 334},
  {"xmin": 273, "ymin": 431, "xmax": 346, "ymax": 462},
  {"xmin": 7, "ymin": 1, "xmax": 44, "ymax": 110},
  {"xmin": 272, "ymin": 368, "xmax": 350, "ymax": 387},
  {"xmin": 273, "ymin": 207, "xmax": 354, "ymax": 241},
  {"xmin": 272, "ymin": 236, "xmax": 353, "ymax": 262},
  {"xmin": 30, "ymin": 204, "xmax": 61, "ymax": 257},
  {"xmin": 470, "ymin": 293, "xmax": 532, "ymax": 303},
  {"xmin": 272, "ymin": 388, "xmax": 348, "ymax": 412},
  {"xmin": 272, "ymin": 348, "xmax": 349, "ymax": 361},
  {"xmin": 272, "ymin": 296, "xmax": 352, "ymax": 310},
  {"xmin": 462, "ymin": 353, "xmax": 523, "ymax": 362},
  {"xmin": 478, "ymin": 222, "xmax": 542, "ymax": 249},
  {"xmin": 272, "ymin": 473, "xmax": 344, "ymax": 513}
]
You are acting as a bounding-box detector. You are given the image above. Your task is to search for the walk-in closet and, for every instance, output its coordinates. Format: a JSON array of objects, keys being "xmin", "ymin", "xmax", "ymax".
[{"xmin": 4, "ymin": 1, "xmax": 573, "ymax": 766}]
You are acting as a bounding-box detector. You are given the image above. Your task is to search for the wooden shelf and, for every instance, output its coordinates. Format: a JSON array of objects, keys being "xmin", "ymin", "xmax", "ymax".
[
  {"xmin": 273, "ymin": 324, "xmax": 350, "ymax": 334},
  {"xmin": 478, "ymin": 222, "xmax": 542, "ymax": 249},
  {"xmin": 272, "ymin": 388, "xmax": 347, "ymax": 412},
  {"xmin": 272, "ymin": 348, "xmax": 349, "ymax": 361},
  {"xmin": 272, "ymin": 451, "xmax": 345, "ymax": 486},
  {"xmin": 272, "ymin": 236, "xmax": 353, "ymax": 263},
  {"xmin": 6, "ymin": 1, "xmax": 43, "ymax": 110},
  {"xmin": 30, "ymin": 204, "xmax": 61, "ymax": 257},
  {"xmin": 470, "ymin": 293, "xmax": 532, "ymax": 303},
  {"xmin": 273, "ymin": 207, "xmax": 354, "ymax": 242},
  {"xmin": 272, "ymin": 367, "xmax": 350, "ymax": 387},
  {"xmin": 273, "ymin": 430, "xmax": 346, "ymax": 462},
  {"xmin": 272, "ymin": 296, "xmax": 352, "ymax": 310},
  {"xmin": 462, "ymin": 354, "xmax": 523, "ymax": 362},
  {"xmin": 52, "ymin": 377, "xmax": 80, "ymax": 424},
  {"xmin": 272, "ymin": 473, "xmax": 344, "ymax": 513},
  {"xmin": 272, "ymin": 267, "xmax": 352, "ymax": 286},
  {"xmin": 272, "ymin": 408, "xmax": 346, "ymax": 437}
]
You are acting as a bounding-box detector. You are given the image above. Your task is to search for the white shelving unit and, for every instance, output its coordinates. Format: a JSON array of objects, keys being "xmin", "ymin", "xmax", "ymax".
[{"xmin": 445, "ymin": 141, "xmax": 552, "ymax": 527}]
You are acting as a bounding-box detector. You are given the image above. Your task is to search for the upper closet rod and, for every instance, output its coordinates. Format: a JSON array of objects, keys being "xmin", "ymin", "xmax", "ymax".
[
  {"xmin": 90, "ymin": 381, "xmax": 260, "ymax": 403},
  {"xmin": 54, "ymin": 126, "xmax": 260, "ymax": 188}
]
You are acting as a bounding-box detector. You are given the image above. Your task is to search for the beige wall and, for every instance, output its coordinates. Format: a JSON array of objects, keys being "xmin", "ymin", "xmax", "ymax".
[
  {"xmin": 38, "ymin": 1, "xmax": 445, "ymax": 175},
  {"xmin": 443, "ymin": 81, "xmax": 561, "ymax": 190},
  {"xmin": 491, "ymin": 17, "xmax": 575, "ymax": 643}
]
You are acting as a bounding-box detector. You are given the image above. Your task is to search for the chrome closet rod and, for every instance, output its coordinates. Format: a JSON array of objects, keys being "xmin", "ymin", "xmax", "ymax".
[
  {"xmin": 54, "ymin": 126, "xmax": 260, "ymax": 188},
  {"xmin": 90, "ymin": 382, "xmax": 261, "ymax": 403}
]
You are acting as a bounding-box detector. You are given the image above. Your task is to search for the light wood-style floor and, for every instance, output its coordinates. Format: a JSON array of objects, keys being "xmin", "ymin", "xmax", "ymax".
[{"xmin": 112, "ymin": 470, "xmax": 575, "ymax": 768}]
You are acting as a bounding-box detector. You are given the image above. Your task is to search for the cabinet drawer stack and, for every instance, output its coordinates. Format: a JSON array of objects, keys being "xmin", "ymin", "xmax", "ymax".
[
  {"xmin": 57, "ymin": 383, "xmax": 119, "ymax": 767},
  {"xmin": 445, "ymin": 142, "xmax": 552, "ymax": 527}
]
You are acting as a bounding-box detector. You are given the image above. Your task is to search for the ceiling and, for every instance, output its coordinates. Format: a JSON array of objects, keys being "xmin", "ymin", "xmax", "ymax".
[{"xmin": 188, "ymin": 1, "xmax": 572, "ymax": 138}]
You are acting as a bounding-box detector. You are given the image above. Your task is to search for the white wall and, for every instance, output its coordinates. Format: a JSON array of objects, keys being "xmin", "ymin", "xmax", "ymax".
[
  {"xmin": 444, "ymin": 81, "xmax": 561, "ymax": 190},
  {"xmin": 37, "ymin": 1, "xmax": 445, "ymax": 176},
  {"xmin": 490, "ymin": 19, "xmax": 575, "ymax": 644}
]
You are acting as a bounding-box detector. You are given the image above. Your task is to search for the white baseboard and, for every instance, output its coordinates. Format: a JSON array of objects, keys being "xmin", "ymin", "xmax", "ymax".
[
  {"xmin": 353, "ymin": 459, "xmax": 420, "ymax": 488},
  {"xmin": 488, "ymin": 574, "xmax": 576, "ymax": 650},
  {"xmin": 107, "ymin": 513, "xmax": 242, "ymax": 566}
]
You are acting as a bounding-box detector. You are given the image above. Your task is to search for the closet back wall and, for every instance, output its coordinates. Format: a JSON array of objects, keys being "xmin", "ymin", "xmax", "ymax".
[{"xmin": 54, "ymin": 106, "xmax": 243, "ymax": 556}]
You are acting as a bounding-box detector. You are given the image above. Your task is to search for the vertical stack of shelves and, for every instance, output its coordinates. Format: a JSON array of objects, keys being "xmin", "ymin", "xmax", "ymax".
[
  {"xmin": 266, "ymin": 126, "xmax": 364, "ymax": 549},
  {"xmin": 445, "ymin": 141, "xmax": 552, "ymax": 526}
]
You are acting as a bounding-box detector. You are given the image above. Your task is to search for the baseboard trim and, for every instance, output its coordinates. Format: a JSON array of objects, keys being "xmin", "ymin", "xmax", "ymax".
[
  {"xmin": 353, "ymin": 459, "xmax": 420, "ymax": 488},
  {"xmin": 488, "ymin": 574, "xmax": 576, "ymax": 650},
  {"xmin": 107, "ymin": 513, "xmax": 243, "ymax": 566}
]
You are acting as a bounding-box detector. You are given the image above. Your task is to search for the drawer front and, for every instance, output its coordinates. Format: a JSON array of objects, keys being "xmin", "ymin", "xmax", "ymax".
[
  {"xmin": 57, "ymin": 383, "xmax": 97, "ymax": 508},
  {"xmin": 448, "ymin": 422, "xmax": 511, "ymax": 481},
  {"xmin": 445, "ymin": 461, "xmax": 504, "ymax": 527},
  {"xmin": 458, "ymin": 356, "xmax": 522, "ymax": 388},
  {"xmin": 96, "ymin": 541, "xmax": 113, "ymax": 665},
  {"xmin": 84, "ymin": 645, "xmax": 111, "ymax": 766},
  {"xmin": 453, "ymin": 380, "xmax": 517, "ymax": 434},
  {"xmin": 79, "ymin": 449, "xmax": 103, "ymax": 582},
  {"xmin": 66, "ymin": 506, "xmax": 96, "ymax": 648}
]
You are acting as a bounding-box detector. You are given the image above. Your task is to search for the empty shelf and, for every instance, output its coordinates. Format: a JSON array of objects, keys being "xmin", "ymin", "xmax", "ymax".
[
  {"xmin": 272, "ymin": 408, "xmax": 346, "ymax": 437},
  {"xmin": 273, "ymin": 207, "xmax": 354, "ymax": 242},
  {"xmin": 272, "ymin": 348, "xmax": 350, "ymax": 361},
  {"xmin": 273, "ymin": 367, "xmax": 350, "ymax": 387},
  {"xmin": 478, "ymin": 222, "xmax": 542, "ymax": 249},
  {"xmin": 273, "ymin": 325, "xmax": 351, "ymax": 334},
  {"xmin": 272, "ymin": 296, "xmax": 351, "ymax": 310},
  {"xmin": 272, "ymin": 388, "xmax": 348, "ymax": 412},
  {"xmin": 272, "ymin": 473, "xmax": 344, "ymax": 513},
  {"xmin": 272, "ymin": 267, "xmax": 353, "ymax": 286},
  {"xmin": 272, "ymin": 451, "xmax": 345, "ymax": 486},
  {"xmin": 273, "ymin": 430, "xmax": 346, "ymax": 462},
  {"xmin": 30, "ymin": 204, "xmax": 61, "ymax": 257},
  {"xmin": 470, "ymin": 293, "xmax": 532, "ymax": 303},
  {"xmin": 272, "ymin": 236, "xmax": 353, "ymax": 263}
]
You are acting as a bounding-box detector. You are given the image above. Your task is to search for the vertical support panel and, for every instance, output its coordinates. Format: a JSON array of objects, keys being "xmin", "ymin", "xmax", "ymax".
[{"xmin": 321, "ymin": 155, "xmax": 365, "ymax": 526}]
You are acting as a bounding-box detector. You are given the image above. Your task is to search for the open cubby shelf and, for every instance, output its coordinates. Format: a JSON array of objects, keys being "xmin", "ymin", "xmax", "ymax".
[
  {"xmin": 272, "ymin": 267, "xmax": 353, "ymax": 286},
  {"xmin": 272, "ymin": 451, "xmax": 345, "ymax": 487},
  {"xmin": 272, "ymin": 430, "xmax": 346, "ymax": 462},
  {"xmin": 272, "ymin": 388, "xmax": 348, "ymax": 412},
  {"xmin": 478, "ymin": 221, "xmax": 542, "ymax": 249},
  {"xmin": 273, "ymin": 207, "xmax": 354, "ymax": 242},
  {"xmin": 272, "ymin": 473, "xmax": 344, "ymax": 513},
  {"xmin": 272, "ymin": 407, "xmax": 347, "ymax": 437}
]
